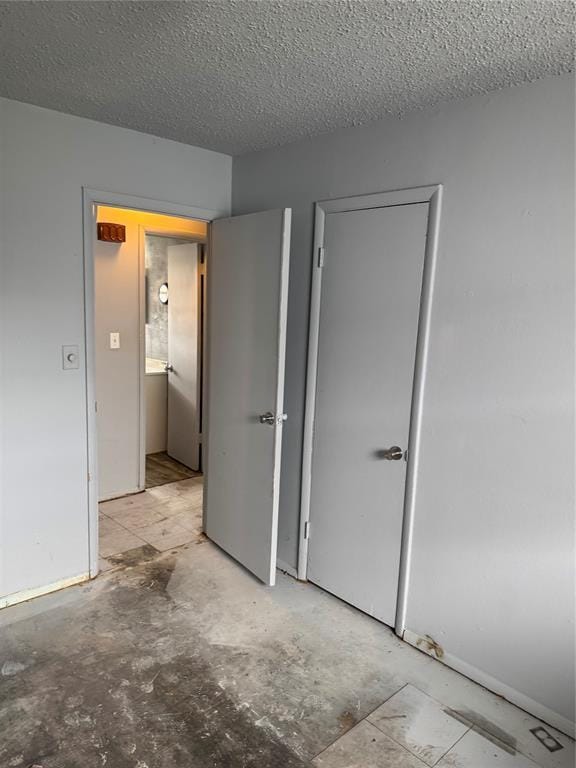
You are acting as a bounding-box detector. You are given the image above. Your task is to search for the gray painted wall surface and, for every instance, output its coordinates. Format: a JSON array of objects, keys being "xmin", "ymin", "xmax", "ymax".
[
  {"xmin": 0, "ymin": 98, "xmax": 231, "ymax": 599},
  {"xmin": 232, "ymin": 75, "xmax": 575, "ymax": 728}
]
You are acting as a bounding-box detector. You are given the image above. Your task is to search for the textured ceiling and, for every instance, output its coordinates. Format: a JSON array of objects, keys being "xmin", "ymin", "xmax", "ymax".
[{"xmin": 0, "ymin": 1, "xmax": 573, "ymax": 155}]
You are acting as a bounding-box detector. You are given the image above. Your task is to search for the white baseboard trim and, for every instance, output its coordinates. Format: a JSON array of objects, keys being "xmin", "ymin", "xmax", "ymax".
[
  {"xmin": 402, "ymin": 628, "xmax": 575, "ymax": 738},
  {"xmin": 276, "ymin": 558, "xmax": 298, "ymax": 579},
  {"xmin": 0, "ymin": 573, "xmax": 90, "ymax": 610}
]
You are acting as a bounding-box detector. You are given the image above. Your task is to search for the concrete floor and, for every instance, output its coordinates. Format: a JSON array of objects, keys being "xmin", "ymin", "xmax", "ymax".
[{"xmin": 0, "ymin": 484, "xmax": 573, "ymax": 768}]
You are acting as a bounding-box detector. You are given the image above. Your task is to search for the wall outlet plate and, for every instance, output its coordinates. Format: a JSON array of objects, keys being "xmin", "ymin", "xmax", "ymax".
[{"xmin": 109, "ymin": 332, "xmax": 120, "ymax": 349}]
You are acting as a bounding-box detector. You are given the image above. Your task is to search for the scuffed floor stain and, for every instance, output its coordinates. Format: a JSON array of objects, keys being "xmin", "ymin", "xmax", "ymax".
[
  {"xmin": 107, "ymin": 545, "xmax": 159, "ymax": 569},
  {"xmin": 136, "ymin": 556, "xmax": 178, "ymax": 597},
  {"xmin": 1, "ymin": 660, "xmax": 28, "ymax": 676},
  {"xmin": 337, "ymin": 710, "xmax": 357, "ymax": 732},
  {"xmin": 415, "ymin": 634, "xmax": 444, "ymax": 659},
  {"xmin": 446, "ymin": 708, "xmax": 517, "ymax": 755}
]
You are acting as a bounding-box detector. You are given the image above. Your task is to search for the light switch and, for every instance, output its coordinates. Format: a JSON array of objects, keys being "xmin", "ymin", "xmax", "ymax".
[
  {"xmin": 62, "ymin": 345, "xmax": 79, "ymax": 370},
  {"xmin": 109, "ymin": 332, "xmax": 120, "ymax": 349}
]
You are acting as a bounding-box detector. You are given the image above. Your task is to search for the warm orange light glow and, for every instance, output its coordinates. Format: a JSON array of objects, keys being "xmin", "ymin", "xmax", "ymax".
[{"xmin": 96, "ymin": 205, "xmax": 207, "ymax": 239}]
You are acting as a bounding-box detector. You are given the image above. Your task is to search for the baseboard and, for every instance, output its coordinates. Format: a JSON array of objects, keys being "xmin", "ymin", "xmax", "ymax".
[
  {"xmin": 0, "ymin": 573, "xmax": 90, "ymax": 610},
  {"xmin": 276, "ymin": 558, "xmax": 298, "ymax": 579},
  {"xmin": 402, "ymin": 628, "xmax": 575, "ymax": 739}
]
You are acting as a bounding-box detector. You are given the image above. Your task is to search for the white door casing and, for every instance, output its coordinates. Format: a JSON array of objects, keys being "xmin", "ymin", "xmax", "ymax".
[
  {"xmin": 300, "ymin": 185, "xmax": 443, "ymax": 631},
  {"xmin": 83, "ymin": 188, "xmax": 223, "ymax": 579}
]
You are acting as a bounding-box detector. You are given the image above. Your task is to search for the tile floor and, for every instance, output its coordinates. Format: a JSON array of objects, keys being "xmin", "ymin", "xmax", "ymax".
[
  {"xmin": 314, "ymin": 683, "xmax": 556, "ymax": 767},
  {"xmin": 99, "ymin": 475, "xmax": 204, "ymax": 571}
]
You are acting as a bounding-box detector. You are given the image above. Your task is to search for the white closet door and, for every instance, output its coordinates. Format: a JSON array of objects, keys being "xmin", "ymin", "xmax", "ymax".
[{"xmin": 308, "ymin": 203, "xmax": 428, "ymax": 625}]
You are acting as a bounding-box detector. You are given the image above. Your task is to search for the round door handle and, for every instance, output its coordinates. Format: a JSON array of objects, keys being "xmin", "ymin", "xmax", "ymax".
[
  {"xmin": 378, "ymin": 446, "xmax": 403, "ymax": 460},
  {"xmin": 164, "ymin": 363, "xmax": 174, "ymax": 373},
  {"xmin": 259, "ymin": 412, "xmax": 288, "ymax": 426}
]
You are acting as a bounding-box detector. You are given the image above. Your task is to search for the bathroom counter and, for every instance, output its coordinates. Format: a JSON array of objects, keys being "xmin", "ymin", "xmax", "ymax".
[{"xmin": 146, "ymin": 357, "xmax": 167, "ymax": 375}]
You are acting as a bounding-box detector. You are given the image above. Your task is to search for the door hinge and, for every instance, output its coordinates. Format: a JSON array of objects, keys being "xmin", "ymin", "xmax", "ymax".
[
  {"xmin": 317, "ymin": 246, "xmax": 325, "ymax": 268},
  {"xmin": 94, "ymin": 401, "xmax": 98, "ymax": 412},
  {"xmin": 304, "ymin": 521, "xmax": 311, "ymax": 540}
]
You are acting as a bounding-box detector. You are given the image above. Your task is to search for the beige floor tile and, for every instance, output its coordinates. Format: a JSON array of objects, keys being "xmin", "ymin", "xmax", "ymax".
[
  {"xmin": 144, "ymin": 485, "xmax": 177, "ymax": 501},
  {"xmin": 168, "ymin": 508, "xmax": 203, "ymax": 534},
  {"xmin": 99, "ymin": 527, "xmax": 145, "ymax": 558},
  {"xmin": 436, "ymin": 729, "xmax": 541, "ymax": 767},
  {"xmin": 136, "ymin": 518, "xmax": 195, "ymax": 552},
  {"xmin": 155, "ymin": 497, "xmax": 201, "ymax": 518},
  {"xmin": 313, "ymin": 720, "xmax": 426, "ymax": 767},
  {"xmin": 165, "ymin": 480, "xmax": 203, "ymax": 500},
  {"xmin": 368, "ymin": 684, "xmax": 470, "ymax": 767},
  {"xmin": 100, "ymin": 492, "xmax": 159, "ymax": 518},
  {"xmin": 106, "ymin": 505, "xmax": 167, "ymax": 531},
  {"xmin": 98, "ymin": 515, "xmax": 127, "ymax": 536}
]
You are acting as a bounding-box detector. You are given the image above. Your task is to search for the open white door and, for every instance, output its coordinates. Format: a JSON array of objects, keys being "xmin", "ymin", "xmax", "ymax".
[
  {"xmin": 166, "ymin": 242, "xmax": 200, "ymax": 470},
  {"xmin": 205, "ymin": 209, "xmax": 291, "ymax": 585}
]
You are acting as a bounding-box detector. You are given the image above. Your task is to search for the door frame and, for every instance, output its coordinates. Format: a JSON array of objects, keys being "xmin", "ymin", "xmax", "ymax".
[
  {"xmin": 137, "ymin": 227, "xmax": 206, "ymax": 490},
  {"xmin": 298, "ymin": 184, "xmax": 443, "ymax": 638},
  {"xmin": 82, "ymin": 187, "xmax": 222, "ymax": 578}
]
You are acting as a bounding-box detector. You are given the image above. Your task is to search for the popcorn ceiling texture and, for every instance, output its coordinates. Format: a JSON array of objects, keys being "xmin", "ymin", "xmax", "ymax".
[{"xmin": 0, "ymin": 0, "xmax": 573, "ymax": 154}]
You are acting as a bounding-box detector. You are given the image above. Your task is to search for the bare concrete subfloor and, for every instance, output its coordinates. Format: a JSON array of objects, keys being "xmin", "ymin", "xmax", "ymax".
[{"xmin": 0, "ymin": 498, "xmax": 573, "ymax": 767}]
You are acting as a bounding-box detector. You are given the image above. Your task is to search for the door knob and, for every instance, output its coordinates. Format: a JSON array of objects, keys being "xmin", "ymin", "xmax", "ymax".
[
  {"xmin": 164, "ymin": 363, "xmax": 173, "ymax": 373},
  {"xmin": 378, "ymin": 446, "xmax": 403, "ymax": 460},
  {"xmin": 259, "ymin": 412, "xmax": 287, "ymax": 426}
]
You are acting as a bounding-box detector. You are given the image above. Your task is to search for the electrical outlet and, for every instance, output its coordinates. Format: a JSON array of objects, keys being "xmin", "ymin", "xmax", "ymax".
[{"xmin": 109, "ymin": 332, "xmax": 120, "ymax": 349}]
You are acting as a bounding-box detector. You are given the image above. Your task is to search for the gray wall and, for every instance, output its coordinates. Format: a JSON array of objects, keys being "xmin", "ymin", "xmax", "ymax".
[
  {"xmin": 0, "ymin": 97, "xmax": 231, "ymax": 599},
  {"xmin": 232, "ymin": 75, "xmax": 575, "ymax": 731}
]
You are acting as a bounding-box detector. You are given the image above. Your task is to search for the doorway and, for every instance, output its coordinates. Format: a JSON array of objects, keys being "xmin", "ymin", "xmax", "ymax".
[
  {"xmin": 84, "ymin": 190, "xmax": 292, "ymax": 584},
  {"xmin": 299, "ymin": 186, "xmax": 442, "ymax": 632},
  {"xmin": 94, "ymin": 206, "xmax": 206, "ymax": 501},
  {"xmin": 93, "ymin": 206, "xmax": 207, "ymax": 566},
  {"xmin": 144, "ymin": 235, "xmax": 205, "ymax": 488}
]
